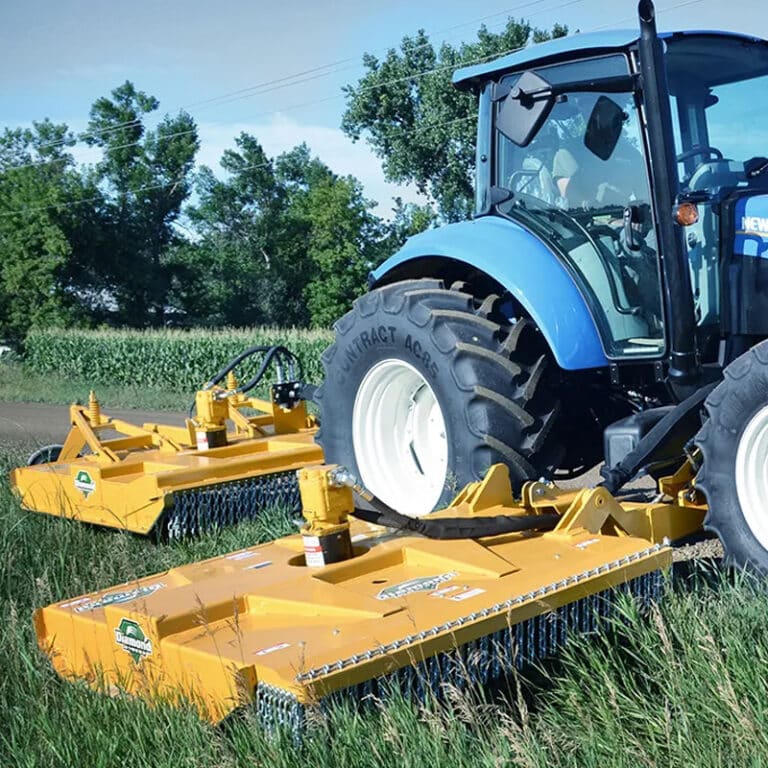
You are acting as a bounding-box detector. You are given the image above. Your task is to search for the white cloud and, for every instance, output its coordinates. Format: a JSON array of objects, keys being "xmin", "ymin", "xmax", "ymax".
[{"xmin": 196, "ymin": 116, "xmax": 428, "ymax": 219}]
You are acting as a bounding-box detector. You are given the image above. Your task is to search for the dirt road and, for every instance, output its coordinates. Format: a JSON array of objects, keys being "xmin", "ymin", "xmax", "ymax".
[{"xmin": 0, "ymin": 401, "xmax": 185, "ymax": 453}]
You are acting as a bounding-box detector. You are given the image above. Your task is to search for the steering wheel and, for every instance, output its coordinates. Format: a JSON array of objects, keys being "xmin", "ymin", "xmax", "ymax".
[{"xmin": 676, "ymin": 145, "xmax": 723, "ymax": 164}]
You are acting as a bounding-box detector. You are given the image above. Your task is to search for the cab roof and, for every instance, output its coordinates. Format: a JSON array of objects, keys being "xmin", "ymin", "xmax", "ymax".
[{"xmin": 452, "ymin": 29, "xmax": 765, "ymax": 90}]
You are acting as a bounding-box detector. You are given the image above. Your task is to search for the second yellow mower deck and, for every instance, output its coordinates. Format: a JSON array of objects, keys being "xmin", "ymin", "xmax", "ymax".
[{"xmin": 11, "ymin": 392, "xmax": 323, "ymax": 537}]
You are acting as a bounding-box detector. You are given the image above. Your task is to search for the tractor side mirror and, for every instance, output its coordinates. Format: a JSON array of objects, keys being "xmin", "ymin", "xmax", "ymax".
[
  {"xmin": 585, "ymin": 96, "xmax": 626, "ymax": 161},
  {"xmin": 497, "ymin": 71, "xmax": 556, "ymax": 148}
]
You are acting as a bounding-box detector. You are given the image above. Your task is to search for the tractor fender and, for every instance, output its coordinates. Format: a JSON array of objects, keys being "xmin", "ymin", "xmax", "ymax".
[{"xmin": 370, "ymin": 216, "xmax": 609, "ymax": 371}]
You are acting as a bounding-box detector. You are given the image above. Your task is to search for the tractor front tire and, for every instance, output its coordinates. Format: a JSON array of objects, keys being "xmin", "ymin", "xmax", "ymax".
[
  {"xmin": 696, "ymin": 340, "xmax": 768, "ymax": 573},
  {"xmin": 315, "ymin": 279, "xmax": 560, "ymax": 516}
]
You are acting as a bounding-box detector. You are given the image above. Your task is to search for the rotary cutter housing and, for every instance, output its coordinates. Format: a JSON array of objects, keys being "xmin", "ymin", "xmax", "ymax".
[
  {"xmin": 34, "ymin": 463, "xmax": 705, "ymax": 735},
  {"xmin": 10, "ymin": 346, "xmax": 323, "ymax": 539}
]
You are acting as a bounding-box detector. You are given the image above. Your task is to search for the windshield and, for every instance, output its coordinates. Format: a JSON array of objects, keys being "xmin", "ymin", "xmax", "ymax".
[
  {"xmin": 495, "ymin": 56, "xmax": 665, "ymax": 359},
  {"xmin": 666, "ymin": 35, "xmax": 768, "ymax": 191},
  {"xmin": 664, "ymin": 36, "xmax": 768, "ymax": 330}
]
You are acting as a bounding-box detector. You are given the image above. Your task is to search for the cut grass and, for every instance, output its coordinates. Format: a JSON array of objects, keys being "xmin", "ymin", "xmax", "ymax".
[
  {"xmin": 0, "ymin": 360, "xmax": 187, "ymax": 411},
  {"xmin": 3, "ymin": 442, "xmax": 768, "ymax": 767}
]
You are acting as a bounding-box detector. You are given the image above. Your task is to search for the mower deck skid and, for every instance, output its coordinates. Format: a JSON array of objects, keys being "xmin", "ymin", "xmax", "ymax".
[
  {"xmin": 34, "ymin": 467, "xmax": 696, "ymax": 731},
  {"xmin": 11, "ymin": 395, "xmax": 322, "ymax": 536}
]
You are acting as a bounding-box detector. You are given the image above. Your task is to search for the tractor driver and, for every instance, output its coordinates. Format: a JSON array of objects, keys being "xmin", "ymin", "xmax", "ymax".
[
  {"xmin": 552, "ymin": 145, "xmax": 639, "ymax": 210},
  {"xmin": 551, "ymin": 91, "xmax": 649, "ymax": 212},
  {"xmin": 552, "ymin": 132, "xmax": 662, "ymax": 331}
]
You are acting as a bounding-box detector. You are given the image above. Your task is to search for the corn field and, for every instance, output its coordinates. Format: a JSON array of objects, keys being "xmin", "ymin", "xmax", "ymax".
[{"xmin": 24, "ymin": 327, "xmax": 333, "ymax": 391}]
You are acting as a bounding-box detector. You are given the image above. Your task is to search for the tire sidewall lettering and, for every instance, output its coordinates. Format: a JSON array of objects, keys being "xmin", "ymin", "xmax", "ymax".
[{"xmin": 335, "ymin": 323, "xmax": 439, "ymax": 385}]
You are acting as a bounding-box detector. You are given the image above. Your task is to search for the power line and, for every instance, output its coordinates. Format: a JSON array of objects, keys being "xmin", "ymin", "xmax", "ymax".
[
  {"xmin": 590, "ymin": 0, "xmax": 709, "ymax": 29},
  {"xmin": 3, "ymin": 0, "xmax": 582, "ymax": 174},
  {"xmin": 0, "ymin": 47, "xmax": 506, "ymax": 173},
  {"xmin": 185, "ymin": 0, "xmax": 568, "ymax": 113},
  {"xmin": 24, "ymin": 0, "xmax": 578, "ymax": 156},
  {"xmin": 185, "ymin": 0, "xmax": 566, "ymax": 111},
  {"xmin": 0, "ymin": 0, "xmax": 711, "ymax": 217}
]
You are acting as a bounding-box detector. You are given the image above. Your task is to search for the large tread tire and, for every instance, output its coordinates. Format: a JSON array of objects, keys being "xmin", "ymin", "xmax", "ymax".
[
  {"xmin": 696, "ymin": 340, "xmax": 768, "ymax": 573},
  {"xmin": 315, "ymin": 279, "xmax": 561, "ymax": 514}
]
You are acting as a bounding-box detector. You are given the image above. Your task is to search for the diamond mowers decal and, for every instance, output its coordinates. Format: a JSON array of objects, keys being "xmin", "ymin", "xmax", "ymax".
[
  {"xmin": 114, "ymin": 618, "xmax": 153, "ymax": 663},
  {"xmin": 73, "ymin": 469, "xmax": 96, "ymax": 499},
  {"xmin": 74, "ymin": 583, "xmax": 164, "ymax": 614},
  {"xmin": 376, "ymin": 571, "xmax": 458, "ymax": 601}
]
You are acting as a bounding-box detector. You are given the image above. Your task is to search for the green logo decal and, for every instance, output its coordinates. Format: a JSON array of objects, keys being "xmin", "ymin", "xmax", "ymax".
[
  {"xmin": 376, "ymin": 571, "xmax": 458, "ymax": 601},
  {"xmin": 114, "ymin": 618, "xmax": 153, "ymax": 663},
  {"xmin": 74, "ymin": 470, "xmax": 96, "ymax": 499}
]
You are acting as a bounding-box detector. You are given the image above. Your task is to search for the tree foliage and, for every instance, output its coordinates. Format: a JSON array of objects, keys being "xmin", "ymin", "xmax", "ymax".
[
  {"xmin": 171, "ymin": 134, "xmax": 303, "ymax": 327},
  {"xmin": 0, "ymin": 12, "xmax": 573, "ymax": 342},
  {"xmin": 176, "ymin": 139, "xmax": 387, "ymax": 328},
  {"xmin": 85, "ymin": 81, "xmax": 199, "ymax": 325},
  {"xmin": 0, "ymin": 122, "xmax": 101, "ymax": 343},
  {"xmin": 342, "ymin": 20, "xmax": 567, "ymax": 221}
]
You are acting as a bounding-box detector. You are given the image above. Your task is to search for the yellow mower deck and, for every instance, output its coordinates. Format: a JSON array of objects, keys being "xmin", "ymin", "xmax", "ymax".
[
  {"xmin": 34, "ymin": 465, "xmax": 705, "ymax": 732},
  {"xmin": 11, "ymin": 392, "xmax": 322, "ymax": 536}
]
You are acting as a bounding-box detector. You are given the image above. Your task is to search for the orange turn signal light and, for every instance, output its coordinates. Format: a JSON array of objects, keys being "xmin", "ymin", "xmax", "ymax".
[{"xmin": 675, "ymin": 202, "xmax": 699, "ymax": 226}]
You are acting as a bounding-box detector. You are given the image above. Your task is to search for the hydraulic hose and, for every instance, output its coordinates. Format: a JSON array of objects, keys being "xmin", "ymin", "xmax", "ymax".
[
  {"xmin": 333, "ymin": 470, "xmax": 560, "ymax": 540},
  {"xmin": 188, "ymin": 344, "xmax": 304, "ymax": 417},
  {"xmin": 203, "ymin": 345, "xmax": 300, "ymax": 392}
]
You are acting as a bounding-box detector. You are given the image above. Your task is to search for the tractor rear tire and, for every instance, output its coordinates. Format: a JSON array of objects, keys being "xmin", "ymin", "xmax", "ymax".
[
  {"xmin": 696, "ymin": 339, "xmax": 768, "ymax": 573},
  {"xmin": 315, "ymin": 279, "xmax": 561, "ymax": 516}
]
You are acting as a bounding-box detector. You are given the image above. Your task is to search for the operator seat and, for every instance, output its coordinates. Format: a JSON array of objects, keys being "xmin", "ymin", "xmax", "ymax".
[{"xmin": 511, "ymin": 156, "xmax": 559, "ymax": 204}]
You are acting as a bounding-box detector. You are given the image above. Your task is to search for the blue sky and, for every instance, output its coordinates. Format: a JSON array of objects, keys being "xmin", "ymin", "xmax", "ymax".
[{"xmin": 2, "ymin": 0, "xmax": 766, "ymax": 217}]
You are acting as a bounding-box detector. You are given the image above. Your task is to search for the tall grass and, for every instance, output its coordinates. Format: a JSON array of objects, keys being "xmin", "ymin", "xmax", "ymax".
[
  {"xmin": 24, "ymin": 327, "xmax": 333, "ymax": 392},
  {"xmin": 3, "ymin": 445, "xmax": 768, "ymax": 766}
]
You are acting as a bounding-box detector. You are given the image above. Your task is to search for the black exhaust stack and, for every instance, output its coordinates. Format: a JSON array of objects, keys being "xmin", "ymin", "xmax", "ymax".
[{"xmin": 637, "ymin": 0, "xmax": 700, "ymax": 388}]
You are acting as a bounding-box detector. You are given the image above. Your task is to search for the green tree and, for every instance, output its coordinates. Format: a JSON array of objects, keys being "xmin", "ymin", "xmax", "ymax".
[
  {"xmin": 0, "ymin": 121, "xmax": 101, "ymax": 343},
  {"xmin": 175, "ymin": 133, "xmax": 312, "ymax": 327},
  {"xmin": 384, "ymin": 196, "xmax": 438, "ymax": 251},
  {"xmin": 85, "ymin": 81, "xmax": 199, "ymax": 325},
  {"xmin": 342, "ymin": 20, "xmax": 567, "ymax": 221},
  {"xmin": 178, "ymin": 139, "xmax": 388, "ymax": 329},
  {"xmin": 275, "ymin": 144, "xmax": 386, "ymax": 327}
]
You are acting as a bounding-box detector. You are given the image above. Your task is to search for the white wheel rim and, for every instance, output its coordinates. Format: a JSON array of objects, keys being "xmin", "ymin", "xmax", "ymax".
[
  {"xmin": 736, "ymin": 404, "xmax": 768, "ymax": 549},
  {"xmin": 352, "ymin": 359, "xmax": 448, "ymax": 517}
]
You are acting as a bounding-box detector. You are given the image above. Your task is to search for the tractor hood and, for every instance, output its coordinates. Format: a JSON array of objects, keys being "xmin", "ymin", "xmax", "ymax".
[
  {"xmin": 724, "ymin": 191, "xmax": 768, "ymax": 337},
  {"xmin": 734, "ymin": 194, "xmax": 768, "ymax": 259}
]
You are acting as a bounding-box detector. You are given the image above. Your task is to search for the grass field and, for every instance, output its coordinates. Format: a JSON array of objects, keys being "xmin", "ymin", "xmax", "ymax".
[
  {"xmin": 0, "ymin": 359, "xmax": 187, "ymax": 411},
  {"xmin": 5, "ymin": 328, "xmax": 768, "ymax": 765},
  {"xmin": 3, "ymin": 440, "xmax": 768, "ymax": 767}
]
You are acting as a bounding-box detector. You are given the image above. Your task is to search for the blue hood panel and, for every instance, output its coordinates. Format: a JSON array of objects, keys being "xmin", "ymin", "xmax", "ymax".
[
  {"xmin": 371, "ymin": 217, "xmax": 609, "ymax": 371},
  {"xmin": 735, "ymin": 195, "xmax": 768, "ymax": 258}
]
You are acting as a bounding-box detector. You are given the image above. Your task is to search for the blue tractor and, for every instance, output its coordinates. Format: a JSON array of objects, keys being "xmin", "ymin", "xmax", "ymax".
[{"xmin": 317, "ymin": 1, "xmax": 768, "ymax": 570}]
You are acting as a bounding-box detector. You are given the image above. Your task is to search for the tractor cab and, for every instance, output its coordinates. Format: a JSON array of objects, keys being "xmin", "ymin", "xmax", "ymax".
[
  {"xmin": 317, "ymin": 3, "xmax": 768, "ymax": 572},
  {"xmin": 464, "ymin": 29, "xmax": 768, "ymax": 370}
]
